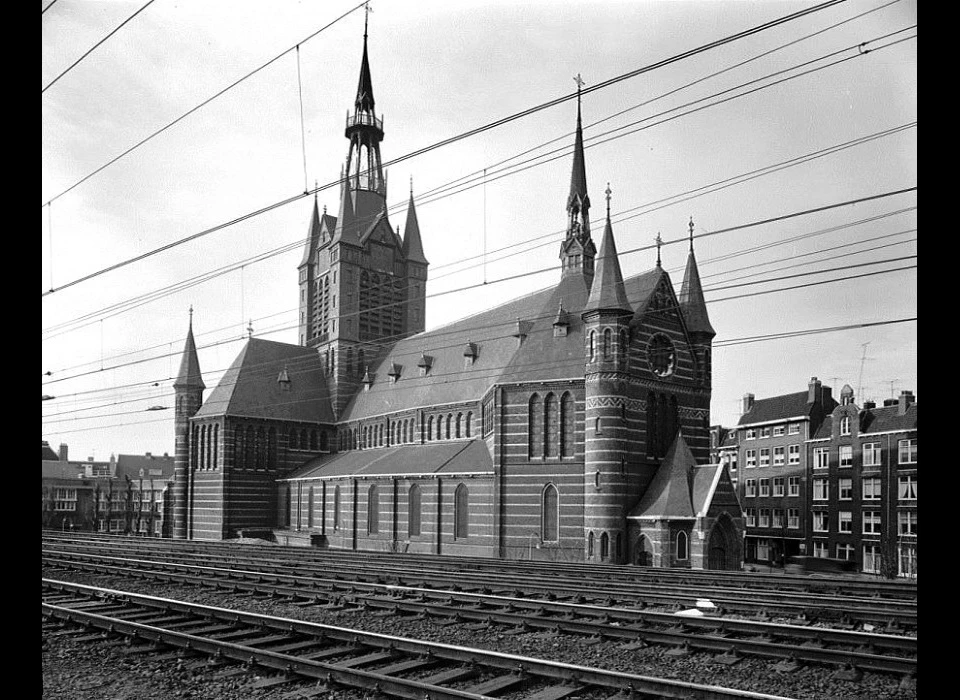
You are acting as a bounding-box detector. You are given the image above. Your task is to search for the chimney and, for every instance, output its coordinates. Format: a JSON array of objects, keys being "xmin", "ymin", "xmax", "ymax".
[
  {"xmin": 741, "ymin": 393, "xmax": 755, "ymax": 415},
  {"xmin": 58, "ymin": 443, "xmax": 68, "ymax": 462},
  {"xmin": 145, "ymin": 452, "xmax": 152, "ymax": 458},
  {"xmin": 883, "ymin": 398, "xmax": 898, "ymax": 407},
  {"xmin": 898, "ymin": 390, "xmax": 915, "ymax": 415},
  {"xmin": 862, "ymin": 400, "xmax": 876, "ymax": 410},
  {"xmin": 808, "ymin": 376, "xmax": 822, "ymax": 404}
]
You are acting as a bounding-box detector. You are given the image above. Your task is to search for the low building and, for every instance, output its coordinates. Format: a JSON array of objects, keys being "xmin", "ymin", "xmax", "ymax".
[{"xmin": 806, "ymin": 388, "xmax": 917, "ymax": 577}]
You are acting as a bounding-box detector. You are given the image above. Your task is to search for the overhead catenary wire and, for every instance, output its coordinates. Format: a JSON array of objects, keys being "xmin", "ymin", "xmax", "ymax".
[
  {"xmin": 42, "ymin": 314, "xmax": 918, "ymax": 432},
  {"xmin": 42, "ymin": 0, "xmax": 159, "ymax": 94},
  {"xmin": 41, "ymin": 0, "xmax": 850, "ymax": 295}
]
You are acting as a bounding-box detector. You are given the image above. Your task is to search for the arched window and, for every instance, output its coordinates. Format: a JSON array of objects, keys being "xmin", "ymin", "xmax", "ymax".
[
  {"xmin": 320, "ymin": 431, "xmax": 328, "ymax": 451},
  {"xmin": 541, "ymin": 484, "xmax": 559, "ymax": 542},
  {"xmin": 676, "ymin": 531, "xmax": 688, "ymax": 560},
  {"xmin": 408, "ymin": 484, "xmax": 421, "ymax": 537},
  {"xmin": 658, "ymin": 393, "xmax": 670, "ymax": 458},
  {"xmin": 456, "ymin": 413, "xmax": 462, "ymax": 439},
  {"xmin": 560, "ymin": 392, "xmax": 574, "ymax": 457},
  {"xmin": 333, "ymin": 485, "xmax": 341, "ymax": 531},
  {"xmin": 603, "ymin": 328, "xmax": 612, "ymax": 359},
  {"xmin": 403, "ymin": 420, "xmax": 409, "ymax": 444},
  {"xmin": 446, "ymin": 414, "xmax": 453, "ymax": 440},
  {"xmin": 268, "ymin": 427, "xmax": 277, "ymax": 468},
  {"xmin": 619, "ymin": 329, "xmax": 628, "ymax": 361},
  {"xmin": 454, "ymin": 484, "xmax": 469, "ymax": 539},
  {"xmin": 257, "ymin": 427, "xmax": 267, "ymax": 469},
  {"xmin": 234, "ymin": 425, "xmax": 243, "ymax": 467},
  {"xmin": 465, "ymin": 412, "xmax": 473, "ymax": 438},
  {"xmin": 427, "ymin": 416, "xmax": 434, "ymax": 442},
  {"xmin": 198, "ymin": 424, "xmax": 205, "ymax": 470},
  {"xmin": 589, "ymin": 331, "xmax": 596, "ymax": 361},
  {"xmin": 588, "ymin": 531, "xmax": 595, "ymax": 557},
  {"xmin": 367, "ymin": 484, "xmax": 380, "ymax": 534},
  {"xmin": 545, "ymin": 393, "xmax": 559, "ymax": 458},
  {"xmin": 528, "ymin": 394, "xmax": 543, "ymax": 458},
  {"xmin": 245, "ymin": 426, "xmax": 256, "ymax": 467},
  {"xmin": 307, "ymin": 486, "xmax": 314, "ymax": 528},
  {"xmin": 615, "ymin": 532, "xmax": 622, "ymax": 560},
  {"xmin": 671, "ymin": 396, "xmax": 679, "ymax": 445},
  {"xmin": 600, "ymin": 532, "xmax": 610, "ymax": 560},
  {"xmin": 300, "ymin": 429, "xmax": 308, "ymax": 451}
]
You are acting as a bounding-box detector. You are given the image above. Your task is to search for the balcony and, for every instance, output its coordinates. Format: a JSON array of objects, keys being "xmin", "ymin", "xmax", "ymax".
[{"xmin": 346, "ymin": 111, "xmax": 383, "ymax": 131}]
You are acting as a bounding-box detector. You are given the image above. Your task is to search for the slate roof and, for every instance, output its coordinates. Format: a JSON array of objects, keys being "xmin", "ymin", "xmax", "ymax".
[
  {"xmin": 41, "ymin": 441, "xmax": 59, "ymax": 461},
  {"xmin": 679, "ymin": 249, "xmax": 715, "ymax": 336},
  {"xmin": 584, "ymin": 215, "xmax": 630, "ymax": 313},
  {"xmin": 195, "ymin": 338, "xmax": 334, "ymax": 423},
  {"xmin": 629, "ymin": 432, "xmax": 697, "ymax": 519},
  {"xmin": 175, "ymin": 320, "xmax": 205, "ymax": 390},
  {"xmin": 284, "ymin": 439, "xmax": 492, "ymax": 481},
  {"xmin": 737, "ymin": 389, "xmax": 836, "ymax": 426},
  {"xmin": 691, "ymin": 464, "xmax": 725, "ymax": 516},
  {"xmin": 114, "ymin": 454, "xmax": 175, "ymax": 481},
  {"xmin": 41, "ymin": 460, "xmax": 85, "ymax": 480},
  {"xmin": 860, "ymin": 403, "xmax": 917, "ymax": 433},
  {"xmin": 812, "ymin": 415, "xmax": 832, "ymax": 440},
  {"xmin": 401, "ymin": 191, "xmax": 428, "ymax": 264}
]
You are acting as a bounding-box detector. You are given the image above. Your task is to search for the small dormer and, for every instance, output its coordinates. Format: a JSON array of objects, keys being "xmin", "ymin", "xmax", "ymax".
[
  {"xmin": 277, "ymin": 367, "xmax": 291, "ymax": 392},
  {"xmin": 387, "ymin": 362, "xmax": 402, "ymax": 383},
  {"xmin": 553, "ymin": 301, "xmax": 570, "ymax": 337},
  {"xmin": 840, "ymin": 384, "xmax": 854, "ymax": 406},
  {"xmin": 463, "ymin": 342, "xmax": 478, "ymax": 367},
  {"xmin": 362, "ymin": 367, "xmax": 373, "ymax": 391},
  {"xmin": 512, "ymin": 319, "xmax": 533, "ymax": 346},
  {"xmin": 417, "ymin": 352, "xmax": 433, "ymax": 376}
]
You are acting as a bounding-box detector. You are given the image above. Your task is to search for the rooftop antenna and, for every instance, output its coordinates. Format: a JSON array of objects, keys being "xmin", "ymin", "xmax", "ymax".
[
  {"xmin": 857, "ymin": 342, "xmax": 871, "ymax": 401},
  {"xmin": 887, "ymin": 378, "xmax": 900, "ymax": 398}
]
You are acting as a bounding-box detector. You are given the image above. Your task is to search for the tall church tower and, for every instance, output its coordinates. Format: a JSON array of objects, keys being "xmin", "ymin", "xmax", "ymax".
[
  {"xmin": 297, "ymin": 16, "xmax": 428, "ymax": 419},
  {"xmin": 559, "ymin": 82, "xmax": 597, "ymax": 282},
  {"xmin": 172, "ymin": 308, "xmax": 204, "ymax": 539},
  {"xmin": 678, "ymin": 218, "xmax": 715, "ymax": 390}
]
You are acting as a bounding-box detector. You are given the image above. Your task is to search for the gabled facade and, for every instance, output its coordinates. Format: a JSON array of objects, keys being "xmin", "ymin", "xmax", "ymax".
[
  {"xmin": 172, "ymin": 26, "xmax": 742, "ymax": 568},
  {"xmin": 806, "ymin": 389, "xmax": 917, "ymax": 577}
]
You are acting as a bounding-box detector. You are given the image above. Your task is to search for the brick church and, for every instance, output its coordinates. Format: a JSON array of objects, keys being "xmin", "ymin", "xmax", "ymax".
[{"xmin": 170, "ymin": 27, "xmax": 744, "ymax": 569}]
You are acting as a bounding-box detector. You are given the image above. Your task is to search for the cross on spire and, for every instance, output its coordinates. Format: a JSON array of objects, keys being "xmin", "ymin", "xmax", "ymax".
[
  {"xmin": 688, "ymin": 216, "xmax": 695, "ymax": 252},
  {"xmin": 364, "ymin": 2, "xmax": 372, "ymax": 38},
  {"xmin": 655, "ymin": 232, "xmax": 663, "ymax": 267},
  {"xmin": 605, "ymin": 182, "xmax": 612, "ymax": 218},
  {"xmin": 247, "ymin": 319, "xmax": 254, "ymax": 338}
]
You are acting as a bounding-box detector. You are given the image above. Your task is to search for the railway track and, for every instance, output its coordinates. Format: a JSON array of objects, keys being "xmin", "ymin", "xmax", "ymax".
[
  {"xmin": 42, "ymin": 535, "xmax": 918, "ymax": 631},
  {"xmin": 42, "ymin": 548, "xmax": 917, "ymax": 676},
  {"xmin": 43, "ymin": 578, "xmax": 800, "ymax": 700},
  {"xmin": 41, "ymin": 532, "xmax": 917, "ymax": 601}
]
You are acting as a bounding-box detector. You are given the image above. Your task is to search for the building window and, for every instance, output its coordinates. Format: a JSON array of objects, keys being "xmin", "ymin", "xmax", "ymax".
[
  {"xmin": 788, "ymin": 444, "xmax": 800, "ymax": 465},
  {"xmin": 813, "ymin": 512, "xmax": 828, "ymax": 532},
  {"xmin": 760, "ymin": 427, "xmax": 771, "ymax": 438},
  {"xmin": 772, "ymin": 477, "xmax": 784, "ymax": 497},
  {"xmin": 773, "ymin": 446, "xmax": 785, "ymax": 466},
  {"xmin": 465, "ymin": 411, "xmax": 473, "ymax": 438},
  {"xmin": 528, "ymin": 394, "xmax": 543, "ymax": 458},
  {"xmin": 863, "ymin": 544, "xmax": 882, "ymax": 573},
  {"xmin": 862, "ymin": 442, "xmax": 882, "ymax": 467},
  {"xmin": 759, "ymin": 509, "xmax": 770, "ymax": 527},
  {"xmin": 745, "ymin": 509, "xmax": 756, "ymax": 527},
  {"xmin": 759, "ymin": 478, "xmax": 770, "ymax": 497},
  {"xmin": 837, "ymin": 543, "xmax": 854, "ymax": 561},
  {"xmin": 745, "ymin": 429, "xmax": 756, "ymax": 440},
  {"xmin": 544, "ymin": 393, "xmax": 559, "ymax": 458},
  {"xmin": 863, "ymin": 477, "xmax": 882, "ymax": 501},
  {"xmin": 839, "ymin": 478, "xmax": 853, "ymax": 501},
  {"xmin": 788, "ymin": 423, "xmax": 800, "ymax": 435},
  {"xmin": 898, "ymin": 439, "xmax": 917, "ymax": 464},
  {"xmin": 788, "ymin": 476, "xmax": 800, "ymax": 497},
  {"xmin": 745, "ymin": 449, "xmax": 757, "ymax": 468},
  {"xmin": 541, "ymin": 484, "xmax": 559, "ymax": 543},
  {"xmin": 787, "ymin": 508, "xmax": 799, "ymax": 528},
  {"xmin": 54, "ymin": 488, "xmax": 77, "ymax": 511},
  {"xmin": 772, "ymin": 425, "xmax": 785, "ymax": 437},
  {"xmin": 839, "ymin": 445, "xmax": 853, "ymax": 468},
  {"xmin": 838, "ymin": 511, "xmax": 853, "ymax": 533},
  {"xmin": 745, "ymin": 479, "xmax": 756, "ymax": 497},
  {"xmin": 307, "ymin": 486, "xmax": 314, "ymax": 528},
  {"xmin": 898, "ymin": 544, "xmax": 917, "ymax": 578},
  {"xmin": 602, "ymin": 328, "xmax": 612, "ymax": 359},
  {"xmin": 772, "ymin": 509, "xmax": 784, "ymax": 528},
  {"xmin": 813, "ymin": 447, "xmax": 829, "ymax": 469},
  {"xmin": 839, "ymin": 416, "xmax": 851, "ymax": 436},
  {"xmin": 588, "ymin": 331, "xmax": 595, "ymax": 361},
  {"xmin": 862, "ymin": 511, "xmax": 881, "ymax": 535},
  {"xmin": 560, "ymin": 392, "xmax": 574, "ymax": 457},
  {"xmin": 813, "ymin": 478, "xmax": 828, "ymax": 501},
  {"xmin": 587, "ymin": 531, "xmax": 595, "ymax": 557},
  {"xmin": 759, "ymin": 448, "xmax": 770, "ymax": 467},
  {"xmin": 454, "ymin": 484, "xmax": 469, "ymax": 539},
  {"xmin": 898, "ymin": 511, "xmax": 917, "ymax": 536},
  {"xmin": 676, "ymin": 531, "xmax": 688, "ymax": 560},
  {"xmin": 332, "ymin": 485, "xmax": 341, "ymax": 531},
  {"xmin": 408, "ymin": 484, "xmax": 421, "ymax": 537},
  {"xmin": 756, "ymin": 538, "xmax": 770, "ymax": 561},
  {"xmin": 898, "ymin": 475, "xmax": 917, "ymax": 501},
  {"xmin": 600, "ymin": 532, "xmax": 610, "ymax": 560},
  {"xmin": 367, "ymin": 485, "xmax": 380, "ymax": 534}
]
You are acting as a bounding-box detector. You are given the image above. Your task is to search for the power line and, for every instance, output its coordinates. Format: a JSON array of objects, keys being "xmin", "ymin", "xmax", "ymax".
[
  {"xmin": 41, "ymin": 1, "xmax": 368, "ymax": 207},
  {"xmin": 42, "ymin": 0, "xmax": 60, "ymax": 15},
  {"xmin": 41, "ymin": 0, "xmax": 848, "ymax": 295},
  {"xmin": 42, "ymin": 0, "xmax": 159, "ymax": 94}
]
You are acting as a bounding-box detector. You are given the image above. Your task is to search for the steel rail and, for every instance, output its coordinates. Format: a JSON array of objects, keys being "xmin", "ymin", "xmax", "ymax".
[{"xmin": 43, "ymin": 578, "xmax": 797, "ymax": 700}]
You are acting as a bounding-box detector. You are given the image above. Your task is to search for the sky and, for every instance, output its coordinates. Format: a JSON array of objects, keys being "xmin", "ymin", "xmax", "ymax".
[{"xmin": 42, "ymin": 0, "xmax": 917, "ymax": 461}]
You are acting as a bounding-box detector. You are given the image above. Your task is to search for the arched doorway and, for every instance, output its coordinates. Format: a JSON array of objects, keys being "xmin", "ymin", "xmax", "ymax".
[
  {"xmin": 707, "ymin": 514, "xmax": 740, "ymax": 571},
  {"xmin": 633, "ymin": 534, "xmax": 653, "ymax": 566}
]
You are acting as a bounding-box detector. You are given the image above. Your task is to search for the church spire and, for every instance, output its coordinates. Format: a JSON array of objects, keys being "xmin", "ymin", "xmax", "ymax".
[
  {"xmin": 402, "ymin": 183, "xmax": 428, "ymax": 265},
  {"xmin": 584, "ymin": 184, "xmax": 630, "ymax": 313},
  {"xmin": 559, "ymin": 75, "xmax": 596, "ymax": 280},
  {"xmin": 679, "ymin": 217, "xmax": 715, "ymax": 337},
  {"xmin": 355, "ymin": 6, "xmax": 375, "ymax": 113},
  {"xmin": 174, "ymin": 307, "xmax": 205, "ymax": 390}
]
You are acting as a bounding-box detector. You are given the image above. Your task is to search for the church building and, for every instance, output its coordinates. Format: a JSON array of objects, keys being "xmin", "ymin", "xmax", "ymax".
[{"xmin": 170, "ymin": 26, "xmax": 744, "ymax": 569}]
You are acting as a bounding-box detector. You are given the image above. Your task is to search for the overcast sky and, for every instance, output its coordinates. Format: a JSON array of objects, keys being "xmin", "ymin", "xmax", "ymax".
[{"xmin": 42, "ymin": 0, "xmax": 917, "ymax": 461}]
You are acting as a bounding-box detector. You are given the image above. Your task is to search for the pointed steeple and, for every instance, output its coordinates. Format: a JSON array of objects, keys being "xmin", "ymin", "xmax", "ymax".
[
  {"xmin": 679, "ymin": 217, "xmax": 715, "ymax": 337},
  {"xmin": 298, "ymin": 196, "xmax": 322, "ymax": 267},
  {"xmin": 332, "ymin": 168, "xmax": 358, "ymax": 244},
  {"xmin": 401, "ymin": 185, "xmax": 428, "ymax": 264},
  {"xmin": 355, "ymin": 13, "xmax": 375, "ymax": 112},
  {"xmin": 174, "ymin": 308, "xmax": 205, "ymax": 390},
  {"xmin": 585, "ymin": 184, "xmax": 630, "ymax": 314},
  {"xmin": 566, "ymin": 77, "xmax": 591, "ymax": 235}
]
